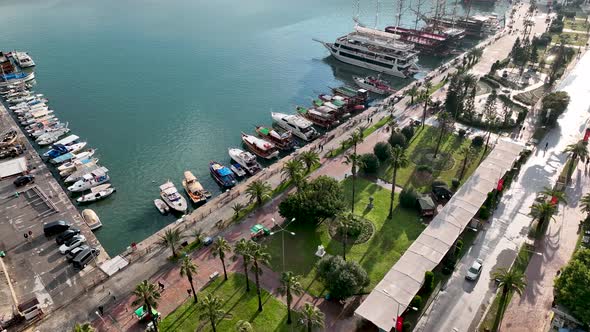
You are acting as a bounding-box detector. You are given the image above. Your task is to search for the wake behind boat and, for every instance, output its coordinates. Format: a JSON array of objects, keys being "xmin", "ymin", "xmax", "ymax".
[{"xmin": 159, "ymin": 181, "xmax": 187, "ymax": 213}]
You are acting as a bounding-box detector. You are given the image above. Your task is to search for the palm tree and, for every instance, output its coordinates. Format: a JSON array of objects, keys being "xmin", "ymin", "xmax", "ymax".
[
  {"xmin": 337, "ymin": 212, "xmax": 356, "ymax": 260},
  {"xmin": 250, "ymin": 242, "xmax": 271, "ymax": 312},
  {"xmin": 421, "ymin": 89, "xmax": 431, "ymax": 128},
  {"xmin": 235, "ymin": 320, "xmax": 254, "ymax": 332},
  {"xmin": 211, "ymin": 237, "xmax": 231, "ymax": 281},
  {"xmin": 540, "ymin": 186, "xmax": 567, "ymax": 205},
  {"xmin": 179, "ymin": 256, "xmax": 199, "ymax": 303},
  {"xmin": 245, "ymin": 180, "xmax": 272, "ymax": 208},
  {"xmin": 157, "ymin": 228, "xmax": 184, "ymax": 257},
  {"xmin": 343, "ymin": 153, "xmax": 365, "ymax": 213},
  {"xmin": 282, "ymin": 159, "xmax": 305, "ymax": 189},
  {"xmin": 278, "ymin": 271, "xmax": 304, "ymax": 324},
  {"xmin": 460, "ymin": 73, "xmax": 477, "ymax": 96},
  {"xmin": 233, "ymin": 239, "xmax": 254, "ymax": 292},
  {"xmin": 529, "ymin": 201, "xmax": 557, "ymax": 233},
  {"xmin": 298, "ymin": 303, "xmax": 325, "ymax": 332},
  {"xmin": 580, "ymin": 193, "xmax": 590, "ymax": 219},
  {"xmin": 191, "ymin": 228, "xmax": 203, "ymax": 244},
  {"xmin": 388, "ymin": 146, "xmax": 409, "ymax": 219},
  {"xmin": 433, "ymin": 111, "xmax": 454, "ymax": 159},
  {"xmin": 387, "ymin": 116, "xmax": 398, "ymax": 132},
  {"xmin": 459, "ymin": 146, "xmax": 476, "ymax": 180},
  {"xmin": 407, "ymin": 85, "xmax": 419, "ymax": 104},
  {"xmin": 231, "ymin": 202, "xmax": 245, "ymax": 220},
  {"xmin": 198, "ymin": 294, "xmax": 225, "ymax": 332},
  {"xmin": 299, "ymin": 150, "xmax": 320, "ymax": 173},
  {"xmin": 72, "ymin": 323, "xmax": 95, "ymax": 332},
  {"xmin": 563, "ymin": 139, "xmax": 589, "ymax": 181},
  {"xmin": 131, "ymin": 280, "xmax": 161, "ymax": 332},
  {"xmin": 349, "ymin": 128, "xmax": 364, "ymax": 155},
  {"xmin": 491, "ymin": 268, "xmax": 527, "ymax": 331}
]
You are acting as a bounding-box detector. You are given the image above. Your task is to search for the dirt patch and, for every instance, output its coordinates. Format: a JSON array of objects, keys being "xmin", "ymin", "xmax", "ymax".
[{"xmin": 412, "ymin": 170, "xmax": 434, "ymax": 187}]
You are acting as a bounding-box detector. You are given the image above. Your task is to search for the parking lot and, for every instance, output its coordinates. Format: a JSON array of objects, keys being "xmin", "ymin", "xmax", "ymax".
[{"xmin": 0, "ymin": 103, "xmax": 109, "ymax": 321}]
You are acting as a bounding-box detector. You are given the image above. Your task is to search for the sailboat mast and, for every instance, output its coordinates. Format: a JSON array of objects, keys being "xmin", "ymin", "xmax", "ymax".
[
  {"xmin": 414, "ymin": 0, "xmax": 423, "ymax": 30},
  {"xmin": 353, "ymin": 0, "xmax": 360, "ymax": 23},
  {"xmin": 375, "ymin": 0, "xmax": 380, "ymax": 28},
  {"xmin": 451, "ymin": 0, "xmax": 458, "ymax": 28},
  {"xmin": 394, "ymin": 0, "xmax": 403, "ymax": 30}
]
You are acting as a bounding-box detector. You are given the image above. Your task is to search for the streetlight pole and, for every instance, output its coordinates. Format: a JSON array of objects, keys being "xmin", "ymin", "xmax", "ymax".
[{"xmin": 270, "ymin": 217, "xmax": 296, "ymax": 272}]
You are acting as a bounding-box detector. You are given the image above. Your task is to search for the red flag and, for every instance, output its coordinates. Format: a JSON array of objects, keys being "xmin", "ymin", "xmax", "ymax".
[
  {"xmin": 584, "ymin": 128, "xmax": 590, "ymax": 142},
  {"xmin": 396, "ymin": 316, "xmax": 404, "ymax": 331},
  {"xmin": 497, "ymin": 179, "xmax": 504, "ymax": 191},
  {"xmin": 550, "ymin": 196, "xmax": 558, "ymax": 205}
]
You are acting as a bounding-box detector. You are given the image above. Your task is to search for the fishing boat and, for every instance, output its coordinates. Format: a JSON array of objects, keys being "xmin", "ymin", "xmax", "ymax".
[
  {"xmin": 58, "ymin": 157, "xmax": 100, "ymax": 174},
  {"xmin": 81, "ymin": 209, "xmax": 103, "ymax": 231},
  {"xmin": 154, "ymin": 199, "xmax": 169, "ymax": 214},
  {"xmin": 53, "ymin": 134, "xmax": 80, "ymax": 147},
  {"xmin": 21, "ymin": 114, "xmax": 55, "ymax": 126},
  {"xmin": 0, "ymin": 130, "xmax": 17, "ymax": 148},
  {"xmin": 159, "ymin": 181, "xmax": 188, "ymax": 213},
  {"xmin": 228, "ymin": 148, "xmax": 261, "ymax": 175},
  {"xmin": 51, "ymin": 148, "xmax": 96, "ymax": 165},
  {"xmin": 36, "ymin": 127, "xmax": 70, "ymax": 146},
  {"xmin": 209, "ymin": 161, "xmax": 237, "ymax": 189},
  {"xmin": 11, "ymin": 51, "xmax": 35, "ymax": 68},
  {"xmin": 29, "ymin": 122, "xmax": 67, "ymax": 138},
  {"xmin": 353, "ymin": 76, "xmax": 396, "ymax": 95},
  {"xmin": 67, "ymin": 169, "xmax": 109, "ymax": 192},
  {"xmin": 77, "ymin": 184, "xmax": 116, "ymax": 204},
  {"xmin": 241, "ymin": 133, "xmax": 279, "ymax": 159},
  {"xmin": 182, "ymin": 171, "xmax": 211, "ymax": 204},
  {"xmin": 229, "ymin": 164, "xmax": 247, "ymax": 178},
  {"xmin": 255, "ymin": 126, "xmax": 293, "ymax": 150},
  {"xmin": 0, "ymin": 71, "xmax": 35, "ymax": 88},
  {"xmin": 271, "ymin": 112, "xmax": 319, "ymax": 141},
  {"xmin": 296, "ymin": 106, "xmax": 338, "ymax": 128},
  {"xmin": 63, "ymin": 163, "xmax": 103, "ymax": 182},
  {"xmin": 43, "ymin": 142, "xmax": 86, "ymax": 159}
]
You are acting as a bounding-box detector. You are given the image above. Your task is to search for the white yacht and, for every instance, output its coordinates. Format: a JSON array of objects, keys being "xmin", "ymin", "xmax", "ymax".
[
  {"xmin": 271, "ymin": 112, "xmax": 319, "ymax": 141},
  {"xmin": 159, "ymin": 181, "xmax": 187, "ymax": 213},
  {"xmin": 13, "ymin": 52, "xmax": 35, "ymax": 68},
  {"xmin": 67, "ymin": 169, "xmax": 110, "ymax": 193},
  {"xmin": 315, "ymin": 26, "xmax": 420, "ymax": 78},
  {"xmin": 228, "ymin": 148, "xmax": 261, "ymax": 175}
]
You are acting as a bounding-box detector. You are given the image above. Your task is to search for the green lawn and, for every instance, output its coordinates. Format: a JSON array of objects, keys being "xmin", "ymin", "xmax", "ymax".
[
  {"xmin": 564, "ymin": 19, "xmax": 590, "ymax": 32},
  {"xmin": 326, "ymin": 115, "xmax": 391, "ymax": 158},
  {"xmin": 159, "ymin": 273, "xmax": 301, "ymax": 332},
  {"xmin": 551, "ymin": 31, "xmax": 589, "ymax": 46},
  {"xmin": 263, "ymin": 177, "xmax": 425, "ymax": 297},
  {"xmin": 378, "ymin": 126, "xmax": 483, "ymax": 191}
]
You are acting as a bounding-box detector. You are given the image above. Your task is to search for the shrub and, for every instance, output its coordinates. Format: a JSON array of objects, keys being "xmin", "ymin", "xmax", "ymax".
[
  {"xmin": 389, "ymin": 131, "xmax": 408, "ymax": 149},
  {"xmin": 401, "ymin": 125, "xmax": 415, "ymax": 141},
  {"xmin": 373, "ymin": 142, "xmax": 392, "ymax": 161},
  {"xmin": 423, "ymin": 271, "xmax": 435, "ymax": 293},
  {"xmin": 455, "ymin": 239, "xmax": 464, "ymax": 257},
  {"xmin": 410, "ymin": 295, "xmax": 423, "ymax": 309},
  {"xmin": 400, "ymin": 187, "xmax": 419, "ymax": 209},
  {"xmin": 479, "ymin": 206, "xmax": 490, "ymax": 220},
  {"xmin": 451, "ymin": 178, "xmax": 460, "ymax": 190},
  {"xmin": 316, "ymin": 255, "xmax": 370, "ymax": 299},
  {"xmin": 535, "ymin": 33, "xmax": 552, "ymax": 47},
  {"xmin": 417, "ymin": 164, "xmax": 434, "ymax": 174},
  {"xmin": 360, "ymin": 153, "xmax": 380, "ymax": 174},
  {"xmin": 403, "ymin": 321, "xmax": 413, "ymax": 332},
  {"xmin": 458, "ymin": 128, "xmax": 467, "ymax": 139},
  {"xmin": 432, "ymin": 179, "xmax": 447, "ymax": 188},
  {"xmin": 472, "ymin": 135, "xmax": 485, "ymax": 148}
]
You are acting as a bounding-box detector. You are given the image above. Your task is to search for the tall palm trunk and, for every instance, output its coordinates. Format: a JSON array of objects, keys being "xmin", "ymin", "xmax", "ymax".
[
  {"xmin": 351, "ymin": 143, "xmax": 358, "ymax": 213},
  {"xmin": 254, "ymin": 261, "xmax": 263, "ymax": 312},
  {"xmin": 568, "ymin": 154, "xmax": 578, "ymax": 181},
  {"xmin": 422, "ymin": 99, "xmax": 428, "ymax": 128},
  {"xmin": 388, "ymin": 166, "xmax": 399, "ymax": 219},
  {"xmin": 147, "ymin": 303, "xmax": 158, "ymax": 332},
  {"xmin": 188, "ymin": 275, "xmax": 198, "ymax": 303},
  {"xmin": 220, "ymin": 255, "xmax": 228, "ymax": 281},
  {"xmin": 460, "ymin": 157, "xmax": 469, "ymax": 180},
  {"xmin": 308, "ymin": 322, "xmax": 312, "ymax": 332},
  {"xmin": 286, "ymin": 285, "xmax": 293, "ymax": 324},
  {"xmin": 433, "ymin": 126, "xmax": 445, "ymax": 159},
  {"xmin": 171, "ymin": 245, "xmax": 177, "ymax": 257},
  {"xmin": 210, "ymin": 315, "xmax": 217, "ymax": 332},
  {"xmin": 242, "ymin": 260, "xmax": 250, "ymax": 292}
]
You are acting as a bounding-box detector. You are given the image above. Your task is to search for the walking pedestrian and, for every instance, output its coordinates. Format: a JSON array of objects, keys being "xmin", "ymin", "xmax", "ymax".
[
  {"xmin": 23, "ymin": 233, "xmax": 28, "ymax": 242},
  {"xmin": 158, "ymin": 281, "xmax": 165, "ymax": 291},
  {"xmin": 187, "ymin": 289, "xmax": 192, "ymax": 297},
  {"xmin": 98, "ymin": 305, "xmax": 104, "ymax": 316},
  {"xmin": 544, "ymin": 142, "xmax": 549, "ymax": 150}
]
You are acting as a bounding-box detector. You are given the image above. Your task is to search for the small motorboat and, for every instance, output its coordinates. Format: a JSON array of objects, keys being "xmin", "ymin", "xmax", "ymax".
[
  {"xmin": 12, "ymin": 51, "xmax": 36, "ymax": 68},
  {"xmin": 229, "ymin": 163, "xmax": 247, "ymax": 178},
  {"xmin": 81, "ymin": 209, "xmax": 102, "ymax": 231},
  {"xmin": 228, "ymin": 148, "xmax": 261, "ymax": 175},
  {"xmin": 51, "ymin": 148, "xmax": 95, "ymax": 165},
  {"xmin": 57, "ymin": 157, "xmax": 98, "ymax": 173},
  {"xmin": 77, "ymin": 184, "xmax": 116, "ymax": 204},
  {"xmin": 0, "ymin": 130, "xmax": 17, "ymax": 148},
  {"xmin": 353, "ymin": 76, "xmax": 396, "ymax": 95},
  {"xmin": 209, "ymin": 161, "xmax": 237, "ymax": 189},
  {"xmin": 241, "ymin": 133, "xmax": 279, "ymax": 159},
  {"xmin": 255, "ymin": 125, "xmax": 293, "ymax": 150},
  {"xmin": 36, "ymin": 127, "xmax": 70, "ymax": 146},
  {"xmin": 154, "ymin": 199, "xmax": 169, "ymax": 214},
  {"xmin": 296, "ymin": 106, "xmax": 338, "ymax": 128},
  {"xmin": 159, "ymin": 181, "xmax": 188, "ymax": 213},
  {"xmin": 182, "ymin": 171, "xmax": 211, "ymax": 204},
  {"xmin": 63, "ymin": 163, "xmax": 104, "ymax": 182},
  {"xmin": 67, "ymin": 169, "xmax": 109, "ymax": 192}
]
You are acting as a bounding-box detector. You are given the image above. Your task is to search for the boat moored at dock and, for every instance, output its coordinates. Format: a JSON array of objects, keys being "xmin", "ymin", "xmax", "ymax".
[
  {"xmin": 271, "ymin": 112, "xmax": 319, "ymax": 142},
  {"xmin": 241, "ymin": 133, "xmax": 279, "ymax": 159},
  {"xmin": 154, "ymin": 199, "xmax": 169, "ymax": 214},
  {"xmin": 209, "ymin": 161, "xmax": 237, "ymax": 189},
  {"xmin": 182, "ymin": 171, "xmax": 211, "ymax": 204},
  {"xmin": 159, "ymin": 181, "xmax": 188, "ymax": 213},
  {"xmin": 77, "ymin": 184, "xmax": 116, "ymax": 204},
  {"xmin": 81, "ymin": 209, "xmax": 103, "ymax": 231},
  {"xmin": 353, "ymin": 76, "xmax": 396, "ymax": 95},
  {"xmin": 10, "ymin": 51, "xmax": 36, "ymax": 68},
  {"xmin": 67, "ymin": 169, "xmax": 110, "ymax": 192},
  {"xmin": 228, "ymin": 148, "xmax": 261, "ymax": 175},
  {"xmin": 255, "ymin": 126, "xmax": 294, "ymax": 150}
]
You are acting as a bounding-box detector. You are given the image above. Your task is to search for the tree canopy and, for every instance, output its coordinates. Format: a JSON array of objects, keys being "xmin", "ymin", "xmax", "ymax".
[
  {"xmin": 554, "ymin": 248, "xmax": 590, "ymax": 325},
  {"xmin": 279, "ymin": 176, "xmax": 345, "ymax": 223},
  {"xmin": 316, "ymin": 255, "xmax": 369, "ymax": 299},
  {"xmin": 541, "ymin": 91, "xmax": 570, "ymax": 126}
]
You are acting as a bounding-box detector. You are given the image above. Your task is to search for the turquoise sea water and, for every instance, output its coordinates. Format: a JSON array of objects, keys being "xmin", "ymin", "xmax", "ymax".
[{"xmin": 0, "ymin": 0, "xmax": 508, "ymax": 255}]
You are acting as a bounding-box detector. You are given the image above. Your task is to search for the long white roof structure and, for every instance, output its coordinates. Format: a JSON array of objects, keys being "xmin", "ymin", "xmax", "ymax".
[{"xmin": 355, "ymin": 139, "xmax": 525, "ymax": 331}]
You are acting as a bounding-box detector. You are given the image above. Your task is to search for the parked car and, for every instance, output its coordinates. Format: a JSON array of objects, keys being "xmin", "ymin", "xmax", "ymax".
[
  {"xmin": 72, "ymin": 247, "xmax": 100, "ymax": 269},
  {"xmin": 465, "ymin": 259, "xmax": 483, "ymax": 281},
  {"xmin": 66, "ymin": 245, "xmax": 89, "ymax": 262},
  {"xmin": 55, "ymin": 228, "xmax": 81, "ymax": 245},
  {"xmin": 203, "ymin": 237, "xmax": 213, "ymax": 246},
  {"xmin": 43, "ymin": 220, "xmax": 71, "ymax": 237},
  {"xmin": 13, "ymin": 175, "xmax": 34, "ymax": 187},
  {"xmin": 59, "ymin": 235, "xmax": 86, "ymax": 255}
]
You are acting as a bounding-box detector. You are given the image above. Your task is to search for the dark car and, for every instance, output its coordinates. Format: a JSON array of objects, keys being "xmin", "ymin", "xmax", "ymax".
[
  {"xmin": 66, "ymin": 245, "xmax": 89, "ymax": 262},
  {"xmin": 72, "ymin": 247, "xmax": 100, "ymax": 270},
  {"xmin": 43, "ymin": 220, "xmax": 71, "ymax": 237},
  {"xmin": 13, "ymin": 175, "xmax": 35, "ymax": 187},
  {"xmin": 55, "ymin": 228, "xmax": 81, "ymax": 245}
]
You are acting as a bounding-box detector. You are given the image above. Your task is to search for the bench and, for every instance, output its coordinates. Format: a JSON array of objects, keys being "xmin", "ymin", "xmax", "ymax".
[{"xmin": 209, "ymin": 271, "xmax": 219, "ymax": 280}]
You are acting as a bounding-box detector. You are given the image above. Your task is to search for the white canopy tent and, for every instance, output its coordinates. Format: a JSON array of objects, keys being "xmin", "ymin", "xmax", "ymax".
[
  {"xmin": 0, "ymin": 157, "xmax": 27, "ymax": 179},
  {"xmin": 355, "ymin": 139, "xmax": 525, "ymax": 331}
]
